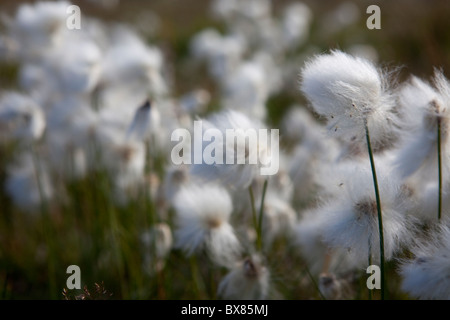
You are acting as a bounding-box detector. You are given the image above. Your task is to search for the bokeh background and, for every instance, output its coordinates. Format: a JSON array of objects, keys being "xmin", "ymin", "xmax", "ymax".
[
  {"xmin": 2, "ymin": 0, "xmax": 450, "ymax": 120},
  {"xmin": 1, "ymin": 0, "xmax": 450, "ymax": 300}
]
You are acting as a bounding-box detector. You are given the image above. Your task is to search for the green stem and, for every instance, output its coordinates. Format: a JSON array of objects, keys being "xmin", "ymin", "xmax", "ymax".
[
  {"xmin": 365, "ymin": 122, "xmax": 385, "ymax": 300},
  {"xmin": 189, "ymin": 257, "xmax": 207, "ymax": 299},
  {"xmin": 257, "ymin": 179, "xmax": 269, "ymax": 251},
  {"xmin": 145, "ymin": 140, "xmax": 154, "ymax": 223},
  {"xmin": 438, "ymin": 119, "xmax": 442, "ymax": 221},
  {"xmin": 248, "ymin": 185, "xmax": 259, "ymax": 249},
  {"xmin": 304, "ymin": 267, "xmax": 326, "ymax": 300},
  {"xmin": 30, "ymin": 145, "xmax": 57, "ymax": 299}
]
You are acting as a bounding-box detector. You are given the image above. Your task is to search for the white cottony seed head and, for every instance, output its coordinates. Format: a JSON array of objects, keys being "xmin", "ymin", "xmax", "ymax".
[{"xmin": 300, "ymin": 50, "xmax": 396, "ymax": 149}]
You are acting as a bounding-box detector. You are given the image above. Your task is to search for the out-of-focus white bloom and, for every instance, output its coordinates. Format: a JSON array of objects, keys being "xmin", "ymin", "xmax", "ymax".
[
  {"xmin": 153, "ymin": 98, "xmax": 189, "ymax": 156},
  {"xmin": 5, "ymin": 152, "xmax": 53, "ymax": 211},
  {"xmin": 7, "ymin": 1, "xmax": 70, "ymax": 61},
  {"xmin": 397, "ymin": 76, "xmax": 438, "ymax": 132},
  {"xmin": 226, "ymin": 0, "xmax": 273, "ymax": 52},
  {"xmin": 95, "ymin": 126, "xmax": 146, "ymax": 203},
  {"xmin": 146, "ymin": 172, "xmax": 161, "ymax": 206},
  {"xmin": 190, "ymin": 110, "xmax": 275, "ymax": 190},
  {"xmin": 18, "ymin": 29, "xmax": 102, "ymax": 103},
  {"xmin": 395, "ymin": 72, "xmax": 450, "ymax": 181},
  {"xmin": 126, "ymin": 100, "xmax": 160, "ymax": 142},
  {"xmin": 178, "ymin": 89, "xmax": 211, "ymax": 115},
  {"xmin": 414, "ymin": 181, "xmax": 450, "ymax": 223},
  {"xmin": 162, "ymin": 165, "xmax": 191, "ymax": 206},
  {"xmin": 320, "ymin": 2, "xmax": 360, "ymax": 36},
  {"xmin": 189, "ymin": 28, "xmax": 222, "ymax": 60},
  {"xmin": 210, "ymin": 0, "xmax": 236, "ymax": 20},
  {"xmin": 300, "ymin": 50, "xmax": 397, "ymax": 150},
  {"xmin": 140, "ymin": 222, "xmax": 173, "ymax": 274},
  {"xmin": 43, "ymin": 35, "xmax": 102, "ymax": 94},
  {"xmin": 281, "ymin": 106, "xmax": 325, "ymax": 147},
  {"xmin": 280, "ymin": 2, "xmax": 312, "ymax": 50},
  {"xmin": 319, "ymin": 161, "xmax": 418, "ymax": 265},
  {"xmin": 217, "ymin": 254, "xmax": 270, "ymax": 300},
  {"xmin": 348, "ymin": 44, "xmax": 379, "ymax": 63},
  {"xmin": 45, "ymin": 132, "xmax": 88, "ymax": 180},
  {"xmin": 313, "ymin": 158, "xmax": 363, "ymax": 200},
  {"xmin": 226, "ymin": 165, "xmax": 294, "ymax": 226},
  {"xmin": 319, "ymin": 273, "xmax": 341, "ymax": 299},
  {"xmin": 0, "ymin": 92, "xmax": 45, "ymax": 142},
  {"xmin": 284, "ymin": 112, "xmax": 340, "ymax": 205},
  {"xmin": 19, "ymin": 63, "xmax": 50, "ymax": 104},
  {"xmin": 222, "ymin": 61, "xmax": 268, "ymax": 120},
  {"xmin": 208, "ymin": 35, "xmax": 247, "ymax": 82},
  {"xmin": 173, "ymin": 183, "xmax": 241, "ymax": 267},
  {"xmin": 190, "ymin": 30, "xmax": 246, "ymax": 82},
  {"xmin": 45, "ymin": 97, "xmax": 99, "ymax": 165},
  {"xmin": 113, "ymin": 140, "xmax": 146, "ymax": 191},
  {"xmin": 266, "ymin": 159, "xmax": 294, "ymax": 203},
  {"xmin": 247, "ymin": 18, "xmax": 283, "ymax": 57},
  {"xmin": 250, "ymin": 51, "xmax": 283, "ymax": 96},
  {"xmin": 400, "ymin": 221, "xmax": 450, "ymax": 299},
  {"xmin": 259, "ymin": 192, "xmax": 296, "ymax": 248},
  {"xmin": 99, "ymin": 26, "xmax": 167, "ymax": 110},
  {"xmin": 294, "ymin": 208, "xmax": 360, "ymax": 275},
  {"xmin": 211, "ymin": 0, "xmax": 271, "ymax": 22},
  {"xmin": 288, "ymin": 144, "xmax": 319, "ymax": 203},
  {"xmin": 232, "ymin": 0, "xmax": 272, "ymax": 21},
  {"xmin": 318, "ymin": 273, "xmax": 352, "ymax": 300}
]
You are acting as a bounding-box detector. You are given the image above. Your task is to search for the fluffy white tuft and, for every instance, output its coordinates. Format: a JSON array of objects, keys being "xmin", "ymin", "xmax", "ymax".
[
  {"xmin": 217, "ymin": 254, "xmax": 270, "ymax": 300},
  {"xmin": 300, "ymin": 50, "xmax": 396, "ymax": 149},
  {"xmin": 173, "ymin": 183, "xmax": 242, "ymax": 267},
  {"xmin": 399, "ymin": 221, "xmax": 450, "ymax": 299},
  {"xmin": 319, "ymin": 160, "xmax": 419, "ymax": 265}
]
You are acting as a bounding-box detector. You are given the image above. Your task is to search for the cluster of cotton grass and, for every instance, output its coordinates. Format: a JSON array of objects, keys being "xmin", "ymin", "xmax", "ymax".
[
  {"xmin": 0, "ymin": 0, "xmax": 173, "ymax": 209},
  {"xmin": 297, "ymin": 50, "xmax": 450, "ymax": 300},
  {"xmin": 0, "ymin": 0, "xmax": 449, "ymax": 300}
]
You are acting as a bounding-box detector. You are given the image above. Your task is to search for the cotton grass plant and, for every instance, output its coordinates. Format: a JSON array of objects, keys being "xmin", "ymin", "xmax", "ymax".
[
  {"xmin": 299, "ymin": 50, "xmax": 399, "ymax": 299},
  {"xmin": 1, "ymin": 0, "xmax": 450, "ymax": 301}
]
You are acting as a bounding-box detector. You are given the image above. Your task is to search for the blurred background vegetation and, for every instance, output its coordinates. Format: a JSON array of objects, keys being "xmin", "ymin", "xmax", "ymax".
[
  {"xmin": 1, "ymin": 0, "xmax": 450, "ymax": 300},
  {"xmin": 3, "ymin": 0, "xmax": 450, "ymax": 123}
]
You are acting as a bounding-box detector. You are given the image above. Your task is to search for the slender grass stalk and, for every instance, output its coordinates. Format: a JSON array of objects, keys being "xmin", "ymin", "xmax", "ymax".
[
  {"xmin": 257, "ymin": 179, "xmax": 268, "ymax": 250},
  {"xmin": 304, "ymin": 267, "xmax": 326, "ymax": 300},
  {"xmin": 364, "ymin": 121, "xmax": 385, "ymax": 300},
  {"xmin": 189, "ymin": 256, "xmax": 207, "ymax": 299},
  {"xmin": 248, "ymin": 185, "xmax": 260, "ymax": 249},
  {"xmin": 102, "ymin": 176, "xmax": 128, "ymax": 298},
  {"xmin": 248, "ymin": 179, "xmax": 269, "ymax": 252},
  {"xmin": 145, "ymin": 139, "xmax": 156, "ymax": 225},
  {"xmin": 30, "ymin": 145, "xmax": 58, "ymax": 299},
  {"xmin": 438, "ymin": 118, "xmax": 442, "ymax": 221}
]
